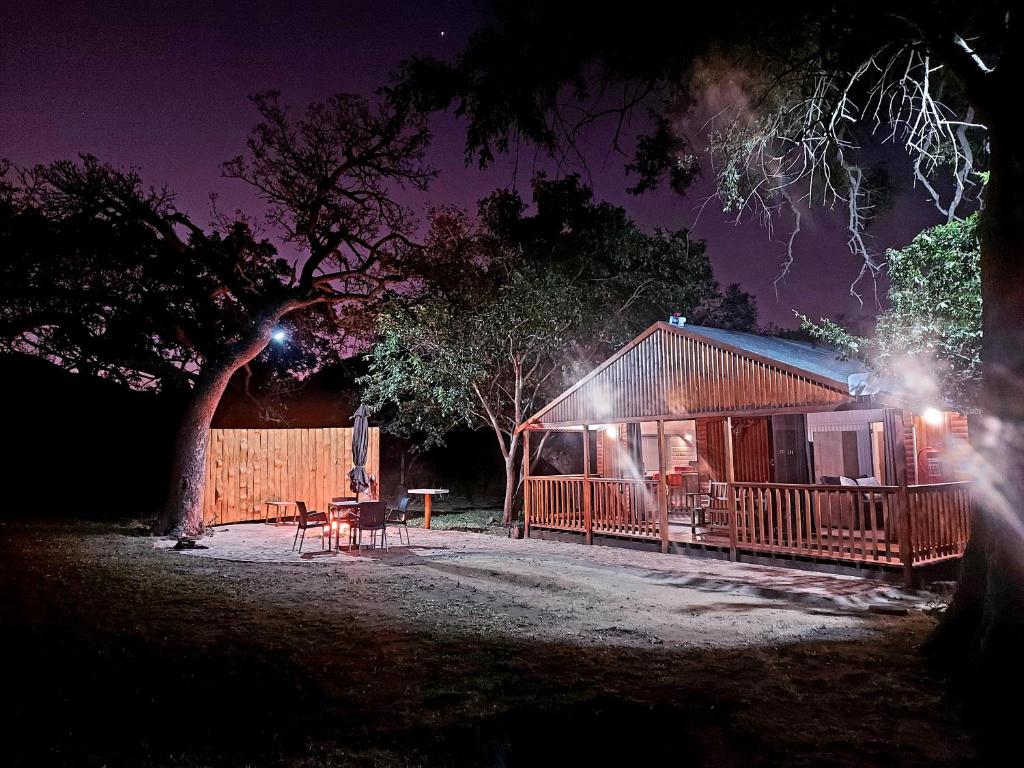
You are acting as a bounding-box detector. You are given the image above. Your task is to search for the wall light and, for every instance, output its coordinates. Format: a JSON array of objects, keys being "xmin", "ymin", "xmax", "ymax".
[{"xmin": 922, "ymin": 407, "xmax": 944, "ymax": 426}]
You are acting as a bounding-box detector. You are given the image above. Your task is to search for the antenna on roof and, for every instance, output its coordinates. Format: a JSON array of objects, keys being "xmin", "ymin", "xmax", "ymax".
[{"xmin": 668, "ymin": 313, "xmax": 686, "ymax": 327}]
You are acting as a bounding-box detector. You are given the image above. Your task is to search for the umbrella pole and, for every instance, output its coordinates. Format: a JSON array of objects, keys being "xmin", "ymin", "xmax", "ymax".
[{"xmin": 424, "ymin": 494, "xmax": 432, "ymax": 529}]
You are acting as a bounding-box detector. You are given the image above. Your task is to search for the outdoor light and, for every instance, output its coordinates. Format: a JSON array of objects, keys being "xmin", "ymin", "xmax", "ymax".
[
  {"xmin": 923, "ymin": 407, "xmax": 944, "ymax": 426},
  {"xmin": 271, "ymin": 328, "xmax": 288, "ymax": 343},
  {"xmin": 606, "ymin": 425, "xmax": 618, "ymax": 439}
]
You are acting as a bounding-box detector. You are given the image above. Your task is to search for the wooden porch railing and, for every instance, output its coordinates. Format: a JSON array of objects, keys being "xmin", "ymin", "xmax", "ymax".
[
  {"xmin": 526, "ymin": 476, "xmax": 660, "ymax": 539},
  {"xmin": 526, "ymin": 475, "xmax": 586, "ymax": 531},
  {"xmin": 906, "ymin": 481, "xmax": 972, "ymax": 564},
  {"xmin": 590, "ymin": 478, "xmax": 660, "ymax": 538},
  {"xmin": 526, "ymin": 476, "xmax": 972, "ymax": 575},
  {"xmin": 732, "ymin": 482, "xmax": 901, "ymax": 564}
]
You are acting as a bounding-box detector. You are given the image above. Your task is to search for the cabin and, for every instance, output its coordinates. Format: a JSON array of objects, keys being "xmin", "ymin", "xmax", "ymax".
[{"xmin": 518, "ymin": 321, "xmax": 972, "ymax": 585}]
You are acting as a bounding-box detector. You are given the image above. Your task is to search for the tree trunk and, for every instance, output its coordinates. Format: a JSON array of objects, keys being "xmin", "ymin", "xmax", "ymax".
[
  {"xmin": 502, "ymin": 454, "xmax": 517, "ymax": 525},
  {"xmin": 927, "ymin": 101, "xmax": 1024, "ymax": 705},
  {"xmin": 154, "ymin": 301, "xmax": 306, "ymax": 536},
  {"xmin": 155, "ymin": 362, "xmax": 236, "ymax": 536}
]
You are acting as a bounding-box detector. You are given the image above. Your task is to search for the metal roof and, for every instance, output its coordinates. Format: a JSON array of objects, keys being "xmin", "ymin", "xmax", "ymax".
[{"xmin": 681, "ymin": 325, "xmax": 870, "ymax": 389}]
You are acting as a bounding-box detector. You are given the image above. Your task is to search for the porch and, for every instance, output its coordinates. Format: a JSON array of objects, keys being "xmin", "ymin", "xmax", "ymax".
[
  {"xmin": 519, "ymin": 322, "xmax": 973, "ymax": 585},
  {"xmin": 524, "ymin": 473, "xmax": 971, "ymax": 581}
]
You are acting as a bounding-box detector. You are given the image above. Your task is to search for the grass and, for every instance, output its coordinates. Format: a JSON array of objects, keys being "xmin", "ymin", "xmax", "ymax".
[{"xmin": 406, "ymin": 506, "xmax": 505, "ymax": 531}]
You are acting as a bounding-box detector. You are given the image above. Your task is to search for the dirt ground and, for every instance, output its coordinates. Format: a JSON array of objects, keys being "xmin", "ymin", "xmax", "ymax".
[{"xmin": 0, "ymin": 518, "xmax": 982, "ymax": 767}]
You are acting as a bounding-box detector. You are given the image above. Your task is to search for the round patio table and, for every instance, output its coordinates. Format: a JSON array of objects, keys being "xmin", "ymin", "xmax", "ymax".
[{"xmin": 406, "ymin": 488, "xmax": 449, "ymax": 530}]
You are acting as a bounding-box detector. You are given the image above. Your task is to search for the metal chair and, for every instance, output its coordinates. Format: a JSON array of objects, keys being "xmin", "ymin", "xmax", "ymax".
[
  {"xmin": 292, "ymin": 501, "xmax": 328, "ymax": 552},
  {"xmin": 386, "ymin": 496, "xmax": 411, "ymax": 545},
  {"xmin": 355, "ymin": 501, "xmax": 388, "ymax": 552}
]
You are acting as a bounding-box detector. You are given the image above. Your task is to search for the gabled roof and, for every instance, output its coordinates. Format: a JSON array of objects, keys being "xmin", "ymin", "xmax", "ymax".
[{"xmin": 519, "ymin": 322, "xmax": 876, "ymax": 430}]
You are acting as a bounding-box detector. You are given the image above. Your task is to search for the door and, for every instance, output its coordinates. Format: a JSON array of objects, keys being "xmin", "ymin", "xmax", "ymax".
[{"xmin": 772, "ymin": 415, "xmax": 810, "ymax": 484}]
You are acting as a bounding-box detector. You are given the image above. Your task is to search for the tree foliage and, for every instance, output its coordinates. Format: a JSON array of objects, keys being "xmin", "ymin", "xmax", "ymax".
[
  {"xmin": 391, "ymin": 1, "xmax": 1003, "ymax": 294},
  {"xmin": 360, "ymin": 176, "xmax": 756, "ymax": 521},
  {"xmin": 800, "ymin": 214, "xmax": 981, "ymax": 407}
]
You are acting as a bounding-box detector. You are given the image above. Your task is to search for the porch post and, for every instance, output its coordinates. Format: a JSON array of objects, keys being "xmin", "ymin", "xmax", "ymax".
[
  {"xmin": 523, "ymin": 429, "xmax": 531, "ymax": 539},
  {"xmin": 723, "ymin": 416, "xmax": 738, "ymax": 561},
  {"xmin": 583, "ymin": 425, "xmax": 593, "ymax": 544},
  {"xmin": 884, "ymin": 408, "xmax": 914, "ymax": 586},
  {"xmin": 657, "ymin": 420, "xmax": 670, "ymax": 553}
]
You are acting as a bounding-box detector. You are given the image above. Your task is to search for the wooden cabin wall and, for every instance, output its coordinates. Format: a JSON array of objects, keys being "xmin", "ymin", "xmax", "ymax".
[
  {"xmin": 595, "ymin": 424, "xmax": 629, "ymax": 477},
  {"xmin": 696, "ymin": 416, "xmax": 772, "ymax": 483},
  {"xmin": 695, "ymin": 418, "xmax": 725, "ymax": 483},
  {"xmin": 910, "ymin": 410, "xmax": 971, "ymax": 482},
  {"xmin": 904, "ymin": 409, "xmax": 918, "ymax": 484},
  {"xmin": 542, "ymin": 325, "xmax": 854, "ymax": 425}
]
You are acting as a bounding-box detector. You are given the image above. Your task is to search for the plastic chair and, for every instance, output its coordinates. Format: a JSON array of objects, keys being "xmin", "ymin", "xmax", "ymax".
[
  {"xmin": 355, "ymin": 501, "xmax": 388, "ymax": 552},
  {"xmin": 386, "ymin": 496, "xmax": 412, "ymax": 545},
  {"xmin": 292, "ymin": 501, "xmax": 327, "ymax": 552}
]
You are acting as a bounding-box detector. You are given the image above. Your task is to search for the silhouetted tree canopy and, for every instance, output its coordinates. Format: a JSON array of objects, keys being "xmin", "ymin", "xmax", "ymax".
[{"xmin": 1, "ymin": 91, "xmax": 434, "ymax": 534}]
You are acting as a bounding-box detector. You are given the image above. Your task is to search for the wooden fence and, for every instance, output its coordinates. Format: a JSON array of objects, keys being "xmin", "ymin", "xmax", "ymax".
[{"xmin": 201, "ymin": 427, "xmax": 380, "ymax": 525}]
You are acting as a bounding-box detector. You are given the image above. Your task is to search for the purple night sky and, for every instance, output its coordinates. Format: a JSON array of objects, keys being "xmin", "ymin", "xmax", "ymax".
[{"xmin": 1, "ymin": 0, "xmax": 947, "ymax": 327}]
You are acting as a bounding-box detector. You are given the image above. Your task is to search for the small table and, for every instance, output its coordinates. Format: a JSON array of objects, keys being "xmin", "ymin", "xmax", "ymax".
[
  {"xmin": 407, "ymin": 488, "xmax": 449, "ymax": 530},
  {"xmin": 327, "ymin": 500, "xmax": 360, "ymax": 549},
  {"xmin": 264, "ymin": 500, "xmax": 295, "ymax": 526}
]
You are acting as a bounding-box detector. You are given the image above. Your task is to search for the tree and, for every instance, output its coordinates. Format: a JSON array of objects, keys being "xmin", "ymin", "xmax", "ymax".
[
  {"xmin": 360, "ymin": 177, "xmax": 746, "ymax": 523},
  {"xmin": 800, "ymin": 214, "xmax": 982, "ymax": 407},
  {"xmin": 694, "ymin": 283, "xmax": 760, "ymax": 332},
  {"xmin": 1, "ymin": 91, "xmax": 432, "ymax": 535},
  {"xmin": 393, "ymin": 1, "xmax": 1023, "ymax": 692}
]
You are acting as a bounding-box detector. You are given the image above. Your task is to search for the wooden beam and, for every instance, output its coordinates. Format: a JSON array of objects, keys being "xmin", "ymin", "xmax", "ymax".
[
  {"xmin": 523, "ymin": 429, "xmax": 532, "ymax": 538},
  {"xmin": 527, "ymin": 402, "xmax": 861, "ymax": 432},
  {"xmin": 723, "ymin": 416, "xmax": 738, "ymax": 561},
  {"xmin": 884, "ymin": 409, "xmax": 914, "ymax": 586},
  {"xmin": 657, "ymin": 420, "xmax": 669, "ymax": 553},
  {"xmin": 583, "ymin": 425, "xmax": 593, "ymax": 545}
]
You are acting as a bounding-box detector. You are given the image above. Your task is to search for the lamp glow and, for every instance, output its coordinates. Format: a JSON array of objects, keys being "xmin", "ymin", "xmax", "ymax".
[
  {"xmin": 923, "ymin": 407, "xmax": 944, "ymax": 426},
  {"xmin": 605, "ymin": 425, "xmax": 618, "ymax": 439}
]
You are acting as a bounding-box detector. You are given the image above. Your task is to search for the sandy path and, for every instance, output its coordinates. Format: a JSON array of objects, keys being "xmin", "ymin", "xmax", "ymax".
[{"xmin": 156, "ymin": 524, "xmax": 934, "ymax": 650}]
